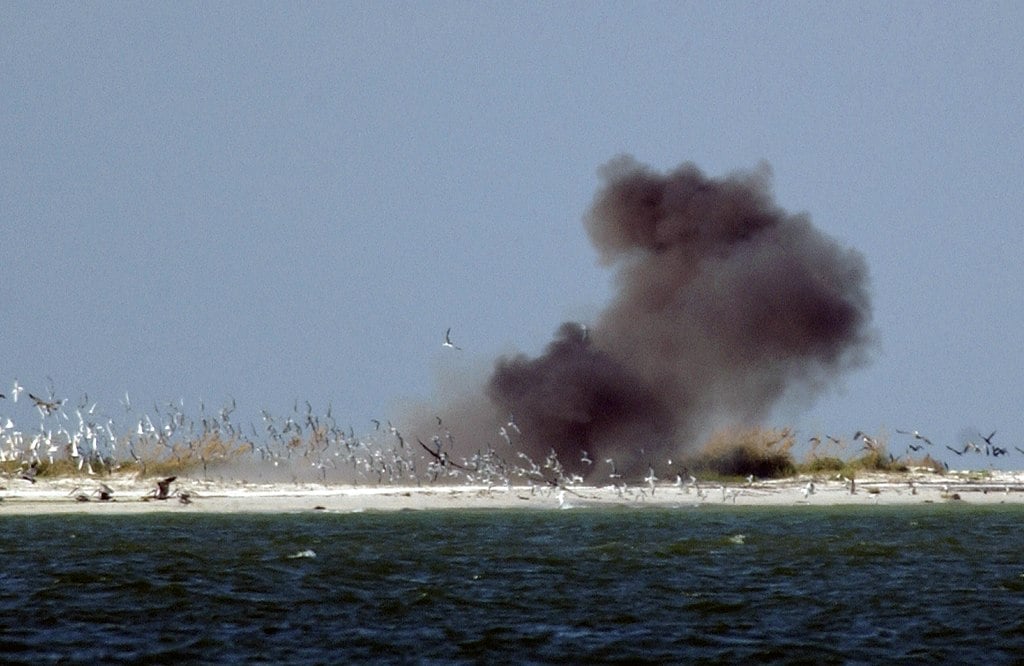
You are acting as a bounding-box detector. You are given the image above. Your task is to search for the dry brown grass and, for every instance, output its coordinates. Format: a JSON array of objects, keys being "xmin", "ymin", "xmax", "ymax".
[
  {"xmin": 2, "ymin": 457, "xmax": 118, "ymax": 480},
  {"xmin": 4, "ymin": 434, "xmax": 260, "ymax": 480},
  {"xmin": 127, "ymin": 434, "xmax": 254, "ymax": 478},
  {"xmin": 687, "ymin": 427, "xmax": 934, "ymax": 481},
  {"xmin": 686, "ymin": 426, "xmax": 798, "ymax": 479},
  {"xmin": 799, "ymin": 455, "xmax": 846, "ymax": 474}
]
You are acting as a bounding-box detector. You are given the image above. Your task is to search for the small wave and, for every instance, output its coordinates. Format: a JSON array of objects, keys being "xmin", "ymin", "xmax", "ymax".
[{"xmin": 287, "ymin": 549, "xmax": 317, "ymax": 559}]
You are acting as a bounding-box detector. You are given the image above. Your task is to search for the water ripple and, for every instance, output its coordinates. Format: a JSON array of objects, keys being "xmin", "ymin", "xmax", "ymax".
[{"xmin": 1, "ymin": 505, "xmax": 1024, "ymax": 662}]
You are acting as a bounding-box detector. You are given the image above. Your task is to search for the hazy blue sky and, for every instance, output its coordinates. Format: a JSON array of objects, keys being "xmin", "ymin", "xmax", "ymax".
[{"xmin": 3, "ymin": 2, "xmax": 1022, "ymax": 468}]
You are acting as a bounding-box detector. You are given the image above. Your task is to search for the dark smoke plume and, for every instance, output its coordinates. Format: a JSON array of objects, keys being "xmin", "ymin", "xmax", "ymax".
[{"xmin": 413, "ymin": 156, "xmax": 872, "ymax": 479}]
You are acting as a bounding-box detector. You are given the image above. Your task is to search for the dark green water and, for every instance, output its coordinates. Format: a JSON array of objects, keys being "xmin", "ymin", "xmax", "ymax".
[{"xmin": 2, "ymin": 504, "xmax": 1023, "ymax": 664}]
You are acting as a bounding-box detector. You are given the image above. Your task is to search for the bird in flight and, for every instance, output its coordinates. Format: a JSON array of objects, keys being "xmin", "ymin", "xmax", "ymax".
[
  {"xmin": 418, "ymin": 438, "xmax": 464, "ymax": 469},
  {"xmin": 896, "ymin": 429, "xmax": 933, "ymax": 446},
  {"xmin": 149, "ymin": 476, "xmax": 177, "ymax": 500},
  {"xmin": 29, "ymin": 393, "xmax": 63, "ymax": 416},
  {"xmin": 854, "ymin": 431, "xmax": 878, "ymax": 450},
  {"xmin": 442, "ymin": 328, "xmax": 462, "ymax": 350}
]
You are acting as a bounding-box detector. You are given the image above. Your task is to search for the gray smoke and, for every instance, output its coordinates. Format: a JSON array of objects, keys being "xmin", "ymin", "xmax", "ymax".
[{"xmin": 410, "ymin": 156, "xmax": 872, "ymax": 479}]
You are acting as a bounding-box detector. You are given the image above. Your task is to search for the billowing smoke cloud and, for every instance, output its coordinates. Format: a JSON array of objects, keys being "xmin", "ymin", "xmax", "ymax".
[{"xmin": 411, "ymin": 156, "xmax": 872, "ymax": 479}]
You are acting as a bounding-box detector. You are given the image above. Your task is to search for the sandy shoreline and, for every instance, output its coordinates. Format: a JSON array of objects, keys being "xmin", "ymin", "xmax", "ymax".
[{"xmin": 3, "ymin": 470, "xmax": 1024, "ymax": 515}]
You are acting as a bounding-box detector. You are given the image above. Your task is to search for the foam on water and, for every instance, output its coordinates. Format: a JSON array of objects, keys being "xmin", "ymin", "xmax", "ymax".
[{"xmin": 1, "ymin": 505, "xmax": 1023, "ymax": 662}]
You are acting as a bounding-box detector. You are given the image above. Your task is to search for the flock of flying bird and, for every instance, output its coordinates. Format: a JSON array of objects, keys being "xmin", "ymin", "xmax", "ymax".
[
  {"xmin": 1, "ymin": 364, "xmax": 1020, "ymax": 494},
  {"xmin": 0, "ymin": 376, "xmax": 586, "ymax": 491},
  {"xmin": 852, "ymin": 427, "xmax": 1023, "ymax": 464}
]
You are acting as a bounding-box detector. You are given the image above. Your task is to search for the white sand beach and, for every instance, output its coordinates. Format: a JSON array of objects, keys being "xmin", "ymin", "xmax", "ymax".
[{"xmin": 3, "ymin": 470, "xmax": 1024, "ymax": 515}]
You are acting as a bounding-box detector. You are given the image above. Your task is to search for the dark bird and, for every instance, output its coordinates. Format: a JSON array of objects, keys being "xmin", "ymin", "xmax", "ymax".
[
  {"xmin": 442, "ymin": 328, "xmax": 462, "ymax": 350},
  {"xmin": 946, "ymin": 445, "xmax": 964, "ymax": 456},
  {"xmin": 20, "ymin": 461, "xmax": 39, "ymax": 483},
  {"xmin": 151, "ymin": 476, "xmax": 177, "ymax": 500},
  {"xmin": 981, "ymin": 431, "xmax": 996, "ymax": 446},
  {"xmin": 28, "ymin": 393, "xmax": 63, "ymax": 416},
  {"xmin": 418, "ymin": 439, "xmax": 463, "ymax": 469}
]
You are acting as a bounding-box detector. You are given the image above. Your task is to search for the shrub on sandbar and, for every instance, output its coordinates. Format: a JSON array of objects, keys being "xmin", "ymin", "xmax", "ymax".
[{"xmin": 686, "ymin": 427, "xmax": 797, "ymax": 479}]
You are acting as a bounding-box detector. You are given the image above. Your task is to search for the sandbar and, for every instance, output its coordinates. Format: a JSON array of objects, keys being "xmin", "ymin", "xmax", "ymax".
[{"xmin": 3, "ymin": 470, "xmax": 1024, "ymax": 515}]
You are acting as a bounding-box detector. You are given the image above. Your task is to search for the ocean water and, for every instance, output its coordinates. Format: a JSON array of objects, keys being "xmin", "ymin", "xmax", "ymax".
[{"xmin": 2, "ymin": 504, "xmax": 1023, "ymax": 664}]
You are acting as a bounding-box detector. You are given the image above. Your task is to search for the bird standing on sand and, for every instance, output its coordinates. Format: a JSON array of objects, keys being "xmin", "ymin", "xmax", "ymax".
[{"xmin": 21, "ymin": 461, "xmax": 39, "ymax": 484}]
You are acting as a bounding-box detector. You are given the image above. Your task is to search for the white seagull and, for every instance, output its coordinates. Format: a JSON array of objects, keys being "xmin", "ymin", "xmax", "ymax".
[{"xmin": 644, "ymin": 466, "xmax": 657, "ymax": 494}]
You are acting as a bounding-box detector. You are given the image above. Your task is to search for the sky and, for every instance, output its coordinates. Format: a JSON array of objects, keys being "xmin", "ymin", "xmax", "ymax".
[{"xmin": 3, "ymin": 1, "xmax": 1023, "ymax": 470}]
